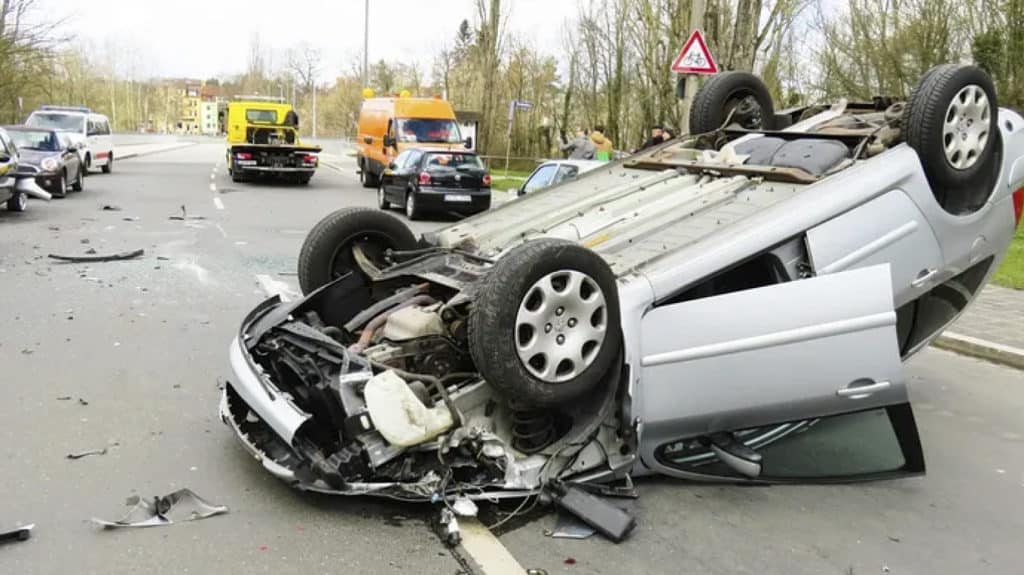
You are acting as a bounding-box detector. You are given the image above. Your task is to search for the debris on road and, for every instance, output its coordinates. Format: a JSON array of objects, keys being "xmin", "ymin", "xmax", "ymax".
[
  {"xmin": 48, "ymin": 249, "xmax": 145, "ymax": 263},
  {"xmin": 91, "ymin": 488, "xmax": 228, "ymax": 529},
  {"xmin": 66, "ymin": 448, "xmax": 107, "ymax": 460},
  {"xmin": 168, "ymin": 205, "xmax": 206, "ymax": 221},
  {"xmin": 437, "ymin": 508, "xmax": 461, "ymax": 547},
  {"xmin": 101, "ymin": 204, "xmax": 122, "ymax": 211},
  {"xmin": 0, "ymin": 524, "xmax": 34, "ymax": 545},
  {"xmin": 56, "ymin": 396, "xmax": 72, "ymax": 401},
  {"xmin": 548, "ymin": 482, "xmax": 636, "ymax": 543},
  {"xmin": 122, "ymin": 217, "xmax": 140, "ymax": 222},
  {"xmin": 550, "ymin": 513, "xmax": 596, "ymax": 540}
]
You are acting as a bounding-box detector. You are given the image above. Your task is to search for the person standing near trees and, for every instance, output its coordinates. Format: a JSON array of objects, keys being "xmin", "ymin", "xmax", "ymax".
[
  {"xmin": 561, "ymin": 127, "xmax": 597, "ymax": 159},
  {"xmin": 590, "ymin": 125, "xmax": 615, "ymax": 160}
]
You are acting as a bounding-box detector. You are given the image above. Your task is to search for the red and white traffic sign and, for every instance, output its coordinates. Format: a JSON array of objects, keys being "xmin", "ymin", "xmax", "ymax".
[{"xmin": 671, "ymin": 30, "xmax": 718, "ymax": 75}]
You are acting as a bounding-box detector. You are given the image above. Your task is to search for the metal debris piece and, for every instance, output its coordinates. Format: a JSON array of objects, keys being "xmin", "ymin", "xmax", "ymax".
[
  {"xmin": 550, "ymin": 512, "xmax": 596, "ymax": 540},
  {"xmin": 101, "ymin": 204, "xmax": 122, "ymax": 211},
  {"xmin": 48, "ymin": 249, "xmax": 145, "ymax": 263},
  {"xmin": 452, "ymin": 497, "xmax": 478, "ymax": 518},
  {"xmin": 168, "ymin": 205, "xmax": 206, "ymax": 221},
  {"xmin": 438, "ymin": 508, "xmax": 461, "ymax": 547},
  {"xmin": 91, "ymin": 488, "xmax": 228, "ymax": 529},
  {"xmin": 67, "ymin": 448, "xmax": 107, "ymax": 460},
  {"xmin": 0, "ymin": 524, "xmax": 33, "ymax": 544}
]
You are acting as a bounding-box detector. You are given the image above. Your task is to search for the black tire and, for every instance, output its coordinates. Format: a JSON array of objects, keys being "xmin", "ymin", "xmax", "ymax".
[
  {"xmin": 297, "ymin": 207, "xmax": 418, "ymax": 295},
  {"xmin": 360, "ymin": 159, "xmax": 380, "ymax": 188},
  {"xmin": 468, "ymin": 239, "xmax": 622, "ymax": 407},
  {"xmin": 689, "ymin": 72, "xmax": 777, "ymax": 134},
  {"xmin": 84, "ymin": 153, "xmax": 91, "ymax": 175},
  {"xmin": 377, "ymin": 184, "xmax": 390, "ymax": 209},
  {"xmin": 404, "ymin": 190, "xmax": 420, "ymax": 220},
  {"xmin": 71, "ymin": 166, "xmax": 84, "ymax": 192},
  {"xmin": 7, "ymin": 191, "xmax": 26, "ymax": 212},
  {"xmin": 101, "ymin": 154, "xmax": 112, "ymax": 174},
  {"xmin": 54, "ymin": 171, "xmax": 67, "ymax": 198},
  {"xmin": 903, "ymin": 64, "xmax": 1000, "ymax": 214}
]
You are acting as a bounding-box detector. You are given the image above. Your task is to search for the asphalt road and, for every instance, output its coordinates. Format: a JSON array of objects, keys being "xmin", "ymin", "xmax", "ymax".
[{"xmin": 1, "ymin": 139, "xmax": 1023, "ymax": 574}]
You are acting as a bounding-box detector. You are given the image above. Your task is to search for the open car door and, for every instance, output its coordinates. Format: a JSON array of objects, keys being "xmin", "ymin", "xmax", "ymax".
[{"xmin": 636, "ymin": 264, "xmax": 925, "ymax": 482}]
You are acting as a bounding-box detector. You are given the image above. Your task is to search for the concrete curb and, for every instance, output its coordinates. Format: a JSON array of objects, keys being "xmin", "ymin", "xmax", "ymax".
[
  {"xmin": 933, "ymin": 331, "xmax": 1024, "ymax": 370},
  {"xmin": 118, "ymin": 142, "xmax": 196, "ymax": 160}
]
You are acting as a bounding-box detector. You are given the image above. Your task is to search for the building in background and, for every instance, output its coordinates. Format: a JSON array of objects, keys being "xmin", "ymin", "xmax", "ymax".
[
  {"xmin": 199, "ymin": 83, "xmax": 222, "ymax": 136},
  {"xmin": 179, "ymin": 81, "xmax": 201, "ymax": 134}
]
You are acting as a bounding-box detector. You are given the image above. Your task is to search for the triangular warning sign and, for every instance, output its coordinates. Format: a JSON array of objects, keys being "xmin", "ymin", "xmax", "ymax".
[{"xmin": 671, "ymin": 30, "xmax": 718, "ymax": 75}]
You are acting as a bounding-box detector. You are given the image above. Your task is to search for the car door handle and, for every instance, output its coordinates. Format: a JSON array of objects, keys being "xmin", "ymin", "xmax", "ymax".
[
  {"xmin": 911, "ymin": 268, "xmax": 938, "ymax": 288},
  {"xmin": 836, "ymin": 380, "xmax": 891, "ymax": 399}
]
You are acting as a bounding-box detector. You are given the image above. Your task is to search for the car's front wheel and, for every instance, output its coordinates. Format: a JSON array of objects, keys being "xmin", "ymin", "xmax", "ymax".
[
  {"xmin": 6, "ymin": 191, "xmax": 26, "ymax": 212},
  {"xmin": 469, "ymin": 239, "xmax": 622, "ymax": 407},
  {"xmin": 377, "ymin": 184, "xmax": 390, "ymax": 209},
  {"xmin": 101, "ymin": 154, "xmax": 113, "ymax": 174},
  {"xmin": 297, "ymin": 207, "xmax": 418, "ymax": 295},
  {"xmin": 54, "ymin": 172, "xmax": 67, "ymax": 198},
  {"xmin": 71, "ymin": 166, "xmax": 84, "ymax": 192}
]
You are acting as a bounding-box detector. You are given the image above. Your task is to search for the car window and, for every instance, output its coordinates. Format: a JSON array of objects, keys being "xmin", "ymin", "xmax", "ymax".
[
  {"xmin": 245, "ymin": 109, "xmax": 278, "ymax": 124},
  {"xmin": 0, "ymin": 132, "xmax": 14, "ymax": 156},
  {"xmin": 397, "ymin": 119, "xmax": 463, "ymax": 144},
  {"xmin": 423, "ymin": 152, "xmax": 482, "ymax": 172},
  {"xmin": 655, "ymin": 407, "xmax": 911, "ymax": 480},
  {"xmin": 522, "ymin": 164, "xmax": 558, "ymax": 193},
  {"xmin": 404, "ymin": 150, "xmax": 424, "ymax": 169},
  {"xmin": 9, "ymin": 130, "xmax": 59, "ymax": 151},
  {"xmin": 27, "ymin": 113, "xmax": 85, "ymax": 133},
  {"xmin": 552, "ymin": 165, "xmax": 580, "ymax": 185},
  {"xmin": 392, "ymin": 150, "xmax": 411, "ymax": 169},
  {"xmin": 100, "ymin": 120, "xmax": 111, "ymax": 135}
]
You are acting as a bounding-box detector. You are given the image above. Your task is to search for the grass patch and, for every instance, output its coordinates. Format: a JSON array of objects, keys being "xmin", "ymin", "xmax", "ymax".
[
  {"xmin": 993, "ymin": 224, "xmax": 1024, "ymax": 289},
  {"xmin": 490, "ymin": 176, "xmax": 526, "ymax": 192}
]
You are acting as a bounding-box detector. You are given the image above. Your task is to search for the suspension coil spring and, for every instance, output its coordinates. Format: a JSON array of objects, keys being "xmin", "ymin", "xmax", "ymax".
[{"xmin": 511, "ymin": 408, "xmax": 557, "ymax": 454}]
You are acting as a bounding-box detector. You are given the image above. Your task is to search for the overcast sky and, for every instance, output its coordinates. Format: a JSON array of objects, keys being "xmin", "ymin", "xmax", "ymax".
[{"xmin": 40, "ymin": 0, "xmax": 581, "ymax": 83}]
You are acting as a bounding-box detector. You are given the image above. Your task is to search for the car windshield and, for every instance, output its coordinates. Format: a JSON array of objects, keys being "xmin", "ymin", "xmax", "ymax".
[
  {"xmin": 9, "ymin": 129, "xmax": 60, "ymax": 151},
  {"xmin": 26, "ymin": 113, "xmax": 85, "ymax": 132},
  {"xmin": 423, "ymin": 153, "xmax": 483, "ymax": 171},
  {"xmin": 397, "ymin": 119, "xmax": 462, "ymax": 144}
]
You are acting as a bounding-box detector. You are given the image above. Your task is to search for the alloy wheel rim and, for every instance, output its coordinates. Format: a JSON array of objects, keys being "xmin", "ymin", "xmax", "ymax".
[
  {"xmin": 514, "ymin": 269, "xmax": 607, "ymax": 383},
  {"xmin": 406, "ymin": 193, "xmax": 415, "ymax": 217},
  {"xmin": 943, "ymin": 84, "xmax": 990, "ymax": 170}
]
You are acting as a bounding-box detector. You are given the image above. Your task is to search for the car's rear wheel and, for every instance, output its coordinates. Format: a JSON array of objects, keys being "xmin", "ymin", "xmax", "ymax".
[
  {"xmin": 903, "ymin": 64, "xmax": 1000, "ymax": 214},
  {"xmin": 689, "ymin": 72, "xmax": 777, "ymax": 134},
  {"xmin": 101, "ymin": 154, "xmax": 113, "ymax": 174},
  {"xmin": 404, "ymin": 190, "xmax": 420, "ymax": 220},
  {"xmin": 469, "ymin": 239, "xmax": 622, "ymax": 407},
  {"xmin": 6, "ymin": 191, "xmax": 26, "ymax": 212},
  {"xmin": 377, "ymin": 184, "xmax": 390, "ymax": 209},
  {"xmin": 297, "ymin": 207, "xmax": 418, "ymax": 295}
]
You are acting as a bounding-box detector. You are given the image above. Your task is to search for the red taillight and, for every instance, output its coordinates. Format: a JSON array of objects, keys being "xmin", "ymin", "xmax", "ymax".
[
  {"xmin": 235, "ymin": 152, "xmax": 252, "ymax": 160},
  {"xmin": 1013, "ymin": 187, "xmax": 1024, "ymax": 228},
  {"xmin": 418, "ymin": 172, "xmax": 431, "ymax": 185},
  {"xmin": 302, "ymin": 154, "xmax": 318, "ymax": 164},
  {"xmin": 482, "ymin": 174, "xmax": 492, "ymax": 187}
]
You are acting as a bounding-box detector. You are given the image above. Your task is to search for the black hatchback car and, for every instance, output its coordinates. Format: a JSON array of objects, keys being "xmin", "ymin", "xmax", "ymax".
[{"xmin": 377, "ymin": 148, "xmax": 491, "ymax": 219}]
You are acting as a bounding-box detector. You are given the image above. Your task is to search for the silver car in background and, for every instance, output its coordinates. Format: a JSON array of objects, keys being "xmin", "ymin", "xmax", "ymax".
[{"xmin": 220, "ymin": 64, "xmax": 1024, "ymax": 503}]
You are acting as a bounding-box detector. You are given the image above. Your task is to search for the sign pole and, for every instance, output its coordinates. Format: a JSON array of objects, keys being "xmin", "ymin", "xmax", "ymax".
[
  {"xmin": 505, "ymin": 100, "xmax": 514, "ymax": 175},
  {"xmin": 680, "ymin": 0, "xmax": 706, "ymax": 134}
]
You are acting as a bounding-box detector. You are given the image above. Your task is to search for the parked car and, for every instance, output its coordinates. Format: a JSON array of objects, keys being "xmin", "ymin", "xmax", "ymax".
[
  {"xmin": 25, "ymin": 105, "xmax": 114, "ymax": 174},
  {"xmin": 515, "ymin": 159, "xmax": 605, "ymax": 196},
  {"xmin": 0, "ymin": 127, "xmax": 53, "ymax": 213},
  {"xmin": 221, "ymin": 65, "xmax": 1023, "ymax": 504},
  {"xmin": 7, "ymin": 126, "xmax": 84, "ymax": 198},
  {"xmin": 377, "ymin": 148, "xmax": 491, "ymax": 219}
]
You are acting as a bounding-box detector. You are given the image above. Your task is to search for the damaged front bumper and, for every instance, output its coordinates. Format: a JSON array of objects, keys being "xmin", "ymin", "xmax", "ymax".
[{"xmin": 220, "ymin": 286, "xmax": 633, "ymax": 502}]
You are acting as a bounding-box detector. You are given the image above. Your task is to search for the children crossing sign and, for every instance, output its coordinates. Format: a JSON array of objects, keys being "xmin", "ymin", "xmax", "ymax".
[{"xmin": 671, "ymin": 30, "xmax": 718, "ymax": 75}]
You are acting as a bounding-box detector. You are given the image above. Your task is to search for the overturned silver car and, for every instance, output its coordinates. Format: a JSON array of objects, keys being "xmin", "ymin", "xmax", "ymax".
[{"xmin": 221, "ymin": 65, "xmax": 1024, "ymax": 502}]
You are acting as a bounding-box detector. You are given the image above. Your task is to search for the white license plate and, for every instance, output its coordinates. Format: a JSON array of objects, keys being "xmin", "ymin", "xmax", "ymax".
[{"xmin": 444, "ymin": 194, "xmax": 472, "ymax": 203}]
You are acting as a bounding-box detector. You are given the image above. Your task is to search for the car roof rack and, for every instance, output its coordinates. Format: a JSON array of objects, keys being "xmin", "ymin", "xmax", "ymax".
[
  {"xmin": 232, "ymin": 95, "xmax": 286, "ymax": 103},
  {"xmin": 39, "ymin": 105, "xmax": 92, "ymax": 114}
]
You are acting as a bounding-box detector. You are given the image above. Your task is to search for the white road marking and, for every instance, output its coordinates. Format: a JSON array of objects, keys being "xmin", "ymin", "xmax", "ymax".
[
  {"xmin": 213, "ymin": 197, "xmax": 224, "ymax": 210},
  {"xmin": 214, "ymin": 223, "xmax": 228, "ymax": 239},
  {"xmin": 256, "ymin": 274, "xmax": 300, "ymax": 302},
  {"xmin": 209, "ymin": 183, "xmax": 217, "ymax": 193},
  {"xmin": 210, "ymin": 173, "xmax": 216, "ymax": 180},
  {"xmin": 457, "ymin": 518, "xmax": 526, "ymax": 575}
]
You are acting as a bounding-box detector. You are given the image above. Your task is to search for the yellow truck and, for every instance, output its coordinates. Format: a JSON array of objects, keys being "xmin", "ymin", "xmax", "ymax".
[{"xmin": 225, "ymin": 96, "xmax": 321, "ymax": 185}]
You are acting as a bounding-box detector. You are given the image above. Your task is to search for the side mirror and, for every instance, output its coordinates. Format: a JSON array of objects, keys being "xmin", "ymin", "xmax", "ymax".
[
  {"xmin": 0, "ymin": 154, "xmax": 10, "ymax": 163},
  {"xmin": 383, "ymin": 135, "xmax": 396, "ymax": 148},
  {"xmin": 516, "ymin": 188, "xmax": 525, "ymax": 197},
  {"xmin": 363, "ymin": 136, "xmax": 373, "ymax": 144},
  {"xmin": 387, "ymin": 162, "xmax": 397, "ymax": 170},
  {"xmin": 464, "ymin": 136, "xmax": 473, "ymax": 149}
]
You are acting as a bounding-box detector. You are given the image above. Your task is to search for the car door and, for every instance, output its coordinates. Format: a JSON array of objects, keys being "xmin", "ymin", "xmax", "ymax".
[
  {"xmin": 61, "ymin": 134, "xmax": 80, "ymax": 176},
  {"xmin": 381, "ymin": 150, "xmax": 410, "ymax": 201},
  {"xmin": 637, "ymin": 264, "xmax": 925, "ymax": 482},
  {"xmin": 0, "ymin": 131, "xmax": 16, "ymax": 188}
]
